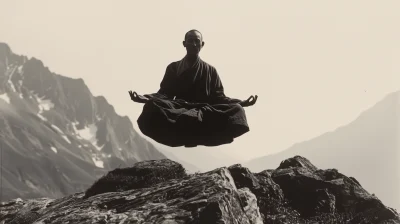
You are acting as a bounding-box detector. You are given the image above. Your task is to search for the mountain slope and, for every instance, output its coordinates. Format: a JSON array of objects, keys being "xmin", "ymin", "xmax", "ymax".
[
  {"xmin": 245, "ymin": 90, "xmax": 400, "ymax": 211},
  {"xmin": 0, "ymin": 42, "xmax": 167, "ymax": 201}
]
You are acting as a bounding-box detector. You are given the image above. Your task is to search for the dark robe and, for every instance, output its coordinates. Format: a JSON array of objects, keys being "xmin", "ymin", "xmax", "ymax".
[{"xmin": 137, "ymin": 56, "xmax": 249, "ymax": 147}]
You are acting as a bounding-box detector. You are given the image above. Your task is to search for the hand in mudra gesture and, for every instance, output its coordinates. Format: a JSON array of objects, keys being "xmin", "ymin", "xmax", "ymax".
[
  {"xmin": 240, "ymin": 95, "xmax": 258, "ymax": 107},
  {"xmin": 129, "ymin": 91, "xmax": 149, "ymax": 103}
]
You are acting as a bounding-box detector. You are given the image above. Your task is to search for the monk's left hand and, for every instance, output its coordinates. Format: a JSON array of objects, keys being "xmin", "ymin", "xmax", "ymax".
[{"xmin": 240, "ymin": 95, "xmax": 258, "ymax": 107}]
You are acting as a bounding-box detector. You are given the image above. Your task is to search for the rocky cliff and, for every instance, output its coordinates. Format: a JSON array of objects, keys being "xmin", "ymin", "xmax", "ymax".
[
  {"xmin": 0, "ymin": 42, "xmax": 167, "ymax": 202},
  {"xmin": 1, "ymin": 156, "xmax": 398, "ymax": 224}
]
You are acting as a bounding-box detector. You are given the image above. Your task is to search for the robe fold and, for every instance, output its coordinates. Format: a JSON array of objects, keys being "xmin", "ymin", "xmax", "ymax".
[{"xmin": 137, "ymin": 57, "xmax": 249, "ymax": 147}]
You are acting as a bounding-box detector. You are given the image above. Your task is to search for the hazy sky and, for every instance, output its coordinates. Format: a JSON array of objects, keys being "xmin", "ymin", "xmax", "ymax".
[{"xmin": 1, "ymin": 0, "xmax": 399, "ymax": 161}]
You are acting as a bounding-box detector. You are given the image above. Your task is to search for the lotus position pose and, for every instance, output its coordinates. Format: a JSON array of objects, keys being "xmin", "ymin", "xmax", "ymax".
[{"xmin": 129, "ymin": 30, "xmax": 257, "ymax": 147}]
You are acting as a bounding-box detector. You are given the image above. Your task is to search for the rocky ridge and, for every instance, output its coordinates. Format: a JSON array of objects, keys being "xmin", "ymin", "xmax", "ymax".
[{"xmin": 1, "ymin": 156, "xmax": 398, "ymax": 224}]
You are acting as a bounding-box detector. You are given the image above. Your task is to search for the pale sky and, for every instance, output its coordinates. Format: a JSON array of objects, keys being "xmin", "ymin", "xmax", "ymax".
[{"xmin": 1, "ymin": 0, "xmax": 399, "ymax": 161}]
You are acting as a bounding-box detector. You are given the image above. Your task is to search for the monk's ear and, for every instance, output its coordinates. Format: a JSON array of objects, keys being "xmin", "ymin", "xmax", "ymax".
[
  {"xmin": 182, "ymin": 41, "xmax": 186, "ymax": 47},
  {"xmin": 202, "ymin": 41, "xmax": 205, "ymax": 47}
]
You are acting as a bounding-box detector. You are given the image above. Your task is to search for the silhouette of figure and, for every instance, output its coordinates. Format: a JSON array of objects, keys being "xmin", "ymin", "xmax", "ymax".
[{"xmin": 129, "ymin": 30, "xmax": 257, "ymax": 147}]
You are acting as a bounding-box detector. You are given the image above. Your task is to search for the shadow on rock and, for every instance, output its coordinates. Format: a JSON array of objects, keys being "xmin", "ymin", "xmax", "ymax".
[{"xmin": 83, "ymin": 159, "xmax": 187, "ymax": 198}]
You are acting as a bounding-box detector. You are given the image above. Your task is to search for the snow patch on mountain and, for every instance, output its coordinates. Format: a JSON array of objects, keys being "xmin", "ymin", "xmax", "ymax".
[
  {"xmin": 92, "ymin": 155, "xmax": 104, "ymax": 168},
  {"xmin": 51, "ymin": 124, "xmax": 64, "ymax": 134},
  {"xmin": 0, "ymin": 93, "xmax": 10, "ymax": 104},
  {"xmin": 37, "ymin": 113, "xmax": 47, "ymax": 121},
  {"xmin": 51, "ymin": 124, "xmax": 71, "ymax": 144},
  {"xmin": 7, "ymin": 66, "xmax": 17, "ymax": 92},
  {"xmin": 35, "ymin": 95, "xmax": 54, "ymax": 112},
  {"xmin": 33, "ymin": 94, "xmax": 54, "ymax": 122},
  {"xmin": 17, "ymin": 65, "xmax": 23, "ymax": 74},
  {"xmin": 101, "ymin": 153, "xmax": 112, "ymax": 158},
  {"xmin": 50, "ymin": 146, "xmax": 58, "ymax": 153},
  {"xmin": 73, "ymin": 122, "xmax": 103, "ymax": 151},
  {"xmin": 61, "ymin": 135, "xmax": 71, "ymax": 144}
]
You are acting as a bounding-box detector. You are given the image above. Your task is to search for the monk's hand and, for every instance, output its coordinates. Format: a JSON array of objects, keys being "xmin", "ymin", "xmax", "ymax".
[
  {"xmin": 201, "ymin": 105, "xmax": 213, "ymax": 112},
  {"xmin": 129, "ymin": 91, "xmax": 149, "ymax": 103},
  {"xmin": 240, "ymin": 95, "xmax": 258, "ymax": 107}
]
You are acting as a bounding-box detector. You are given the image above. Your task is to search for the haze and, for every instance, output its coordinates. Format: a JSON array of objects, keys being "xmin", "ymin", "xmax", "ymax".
[{"xmin": 1, "ymin": 0, "xmax": 399, "ymax": 162}]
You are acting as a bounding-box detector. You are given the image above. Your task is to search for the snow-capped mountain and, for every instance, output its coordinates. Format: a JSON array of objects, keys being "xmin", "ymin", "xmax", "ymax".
[{"xmin": 0, "ymin": 42, "xmax": 167, "ymax": 201}]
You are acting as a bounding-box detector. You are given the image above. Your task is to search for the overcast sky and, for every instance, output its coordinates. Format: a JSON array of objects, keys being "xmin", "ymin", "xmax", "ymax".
[{"xmin": 1, "ymin": 0, "xmax": 399, "ymax": 161}]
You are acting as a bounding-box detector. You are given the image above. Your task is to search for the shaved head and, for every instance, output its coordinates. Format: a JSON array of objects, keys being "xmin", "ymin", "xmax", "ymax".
[
  {"xmin": 184, "ymin": 29, "xmax": 203, "ymax": 41},
  {"xmin": 183, "ymin": 29, "xmax": 205, "ymax": 56}
]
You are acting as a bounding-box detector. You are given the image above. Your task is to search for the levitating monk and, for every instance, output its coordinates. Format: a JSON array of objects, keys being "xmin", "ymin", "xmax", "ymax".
[{"xmin": 129, "ymin": 29, "xmax": 258, "ymax": 147}]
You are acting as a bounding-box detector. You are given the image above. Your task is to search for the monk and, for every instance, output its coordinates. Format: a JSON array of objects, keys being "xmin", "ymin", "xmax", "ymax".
[{"xmin": 129, "ymin": 29, "xmax": 258, "ymax": 147}]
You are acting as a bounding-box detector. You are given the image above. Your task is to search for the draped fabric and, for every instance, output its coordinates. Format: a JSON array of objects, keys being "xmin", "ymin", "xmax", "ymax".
[{"xmin": 137, "ymin": 57, "xmax": 249, "ymax": 147}]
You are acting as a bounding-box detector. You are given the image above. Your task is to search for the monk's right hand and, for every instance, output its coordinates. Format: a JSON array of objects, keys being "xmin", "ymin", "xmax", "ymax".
[
  {"xmin": 129, "ymin": 91, "xmax": 149, "ymax": 103},
  {"xmin": 240, "ymin": 95, "xmax": 258, "ymax": 107}
]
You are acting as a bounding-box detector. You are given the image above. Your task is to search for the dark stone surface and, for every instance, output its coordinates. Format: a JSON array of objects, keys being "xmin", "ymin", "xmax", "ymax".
[{"xmin": 1, "ymin": 157, "xmax": 399, "ymax": 224}]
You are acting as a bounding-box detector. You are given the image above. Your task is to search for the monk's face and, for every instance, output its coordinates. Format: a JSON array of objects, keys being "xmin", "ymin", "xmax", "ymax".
[{"xmin": 183, "ymin": 31, "xmax": 204, "ymax": 55}]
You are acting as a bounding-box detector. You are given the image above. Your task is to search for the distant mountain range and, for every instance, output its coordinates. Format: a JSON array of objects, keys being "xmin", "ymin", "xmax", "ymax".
[
  {"xmin": 245, "ymin": 90, "xmax": 400, "ymax": 211},
  {"xmin": 0, "ymin": 42, "xmax": 170, "ymax": 201}
]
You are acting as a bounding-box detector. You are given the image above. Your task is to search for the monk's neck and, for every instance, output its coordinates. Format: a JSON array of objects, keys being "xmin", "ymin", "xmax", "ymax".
[{"xmin": 185, "ymin": 54, "xmax": 199, "ymax": 65}]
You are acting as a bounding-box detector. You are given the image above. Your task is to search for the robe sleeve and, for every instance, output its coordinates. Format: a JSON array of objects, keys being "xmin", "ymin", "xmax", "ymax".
[
  {"xmin": 210, "ymin": 67, "xmax": 242, "ymax": 104},
  {"xmin": 144, "ymin": 63, "xmax": 176, "ymax": 100}
]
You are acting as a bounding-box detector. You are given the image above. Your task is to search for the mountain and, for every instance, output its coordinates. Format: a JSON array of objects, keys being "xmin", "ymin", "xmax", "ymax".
[
  {"xmin": 1, "ymin": 156, "xmax": 399, "ymax": 224},
  {"xmin": 0, "ymin": 42, "xmax": 168, "ymax": 202},
  {"xmin": 245, "ymin": 90, "xmax": 400, "ymax": 211}
]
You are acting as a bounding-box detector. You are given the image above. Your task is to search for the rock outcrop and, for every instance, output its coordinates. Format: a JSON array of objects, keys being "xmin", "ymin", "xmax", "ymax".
[
  {"xmin": 245, "ymin": 90, "xmax": 400, "ymax": 211},
  {"xmin": 1, "ymin": 156, "xmax": 399, "ymax": 224}
]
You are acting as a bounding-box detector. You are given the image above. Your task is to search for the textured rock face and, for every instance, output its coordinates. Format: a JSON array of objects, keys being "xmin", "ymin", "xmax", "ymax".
[
  {"xmin": 84, "ymin": 159, "xmax": 187, "ymax": 198},
  {"xmin": 273, "ymin": 156, "xmax": 371, "ymax": 216},
  {"xmin": 0, "ymin": 161, "xmax": 263, "ymax": 224},
  {"xmin": 1, "ymin": 156, "xmax": 399, "ymax": 224}
]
